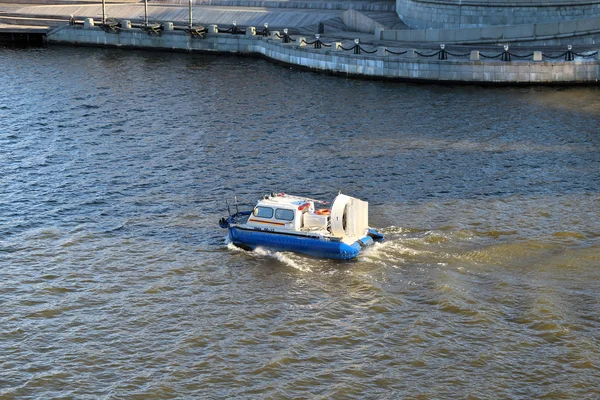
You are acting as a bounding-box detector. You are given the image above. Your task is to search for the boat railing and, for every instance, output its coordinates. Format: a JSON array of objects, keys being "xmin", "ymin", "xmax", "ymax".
[{"xmin": 225, "ymin": 195, "xmax": 255, "ymax": 217}]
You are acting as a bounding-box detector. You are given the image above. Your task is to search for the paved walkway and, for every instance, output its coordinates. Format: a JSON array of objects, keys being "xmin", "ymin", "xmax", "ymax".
[
  {"xmin": 0, "ymin": 0, "xmax": 403, "ymax": 36},
  {"xmin": 0, "ymin": 21, "xmax": 47, "ymax": 30}
]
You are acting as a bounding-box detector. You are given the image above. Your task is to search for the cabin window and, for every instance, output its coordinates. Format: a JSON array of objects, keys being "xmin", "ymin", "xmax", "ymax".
[
  {"xmin": 253, "ymin": 206, "xmax": 274, "ymax": 218},
  {"xmin": 275, "ymin": 208, "xmax": 295, "ymax": 221}
]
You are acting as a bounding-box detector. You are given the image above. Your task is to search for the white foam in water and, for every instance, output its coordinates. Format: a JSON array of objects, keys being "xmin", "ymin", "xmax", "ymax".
[
  {"xmin": 359, "ymin": 241, "xmax": 388, "ymax": 261},
  {"xmin": 226, "ymin": 242, "xmax": 246, "ymax": 252},
  {"xmin": 253, "ymin": 247, "xmax": 312, "ymax": 272},
  {"xmin": 225, "ymin": 239, "xmax": 312, "ymax": 272},
  {"xmin": 225, "ymin": 228, "xmax": 438, "ymax": 271},
  {"xmin": 364, "ymin": 239, "xmax": 431, "ymax": 259},
  {"xmin": 381, "ymin": 225, "xmax": 412, "ymax": 234}
]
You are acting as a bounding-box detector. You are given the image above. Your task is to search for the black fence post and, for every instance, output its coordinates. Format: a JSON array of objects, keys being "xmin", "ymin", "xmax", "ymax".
[
  {"xmin": 502, "ymin": 44, "xmax": 511, "ymax": 61},
  {"xmin": 439, "ymin": 44, "xmax": 447, "ymax": 60},
  {"xmin": 565, "ymin": 45, "xmax": 574, "ymax": 61}
]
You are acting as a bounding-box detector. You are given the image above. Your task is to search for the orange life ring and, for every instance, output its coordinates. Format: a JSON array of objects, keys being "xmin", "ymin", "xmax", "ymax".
[
  {"xmin": 315, "ymin": 209, "xmax": 330, "ymax": 215},
  {"xmin": 298, "ymin": 203, "xmax": 310, "ymax": 211}
]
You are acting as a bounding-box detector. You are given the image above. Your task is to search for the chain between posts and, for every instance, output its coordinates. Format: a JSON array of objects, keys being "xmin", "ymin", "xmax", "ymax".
[
  {"xmin": 77, "ymin": 20, "xmax": 600, "ymax": 62},
  {"xmin": 446, "ymin": 51, "xmax": 470, "ymax": 58},
  {"xmin": 358, "ymin": 46, "xmax": 377, "ymax": 54},
  {"xmin": 385, "ymin": 49, "xmax": 407, "ymax": 55},
  {"xmin": 217, "ymin": 23, "xmax": 245, "ymax": 34},
  {"xmin": 541, "ymin": 51, "xmax": 568, "ymax": 59},
  {"xmin": 480, "ymin": 52, "xmax": 504, "ymax": 59},
  {"xmin": 415, "ymin": 50, "xmax": 441, "ymax": 57},
  {"xmin": 574, "ymin": 51, "xmax": 599, "ymax": 58}
]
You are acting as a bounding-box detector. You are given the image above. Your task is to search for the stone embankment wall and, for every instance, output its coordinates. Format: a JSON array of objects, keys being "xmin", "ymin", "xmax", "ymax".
[
  {"xmin": 341, "ymin": 9, "xmax": 387, "ymax": 34},
  {"xmin": 47, "ymin": 24, "xmax": 600, "ymax": 84},
  {"xmin": 396, "ymin": 0, "xmax": 600, "ymax": 29},
  {"xmin": 380, "ymin": 15, "xmax": 600, "ymax": 46}
]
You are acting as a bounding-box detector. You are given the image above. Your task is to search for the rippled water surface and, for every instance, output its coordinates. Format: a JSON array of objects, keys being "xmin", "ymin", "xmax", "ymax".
[{"xmin": 1, "ymin": 45, "xmax": 599, "ymax": 399}]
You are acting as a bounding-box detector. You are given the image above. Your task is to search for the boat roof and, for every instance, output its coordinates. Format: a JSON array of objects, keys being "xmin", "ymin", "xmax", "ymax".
[{"xmin": 256, "ymin": 194, "xmax": 318, "ymax": 208}]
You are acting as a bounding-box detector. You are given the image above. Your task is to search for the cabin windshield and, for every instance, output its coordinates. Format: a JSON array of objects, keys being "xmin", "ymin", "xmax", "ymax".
[
  {"xmin": 253, "ymin": 206, "xmax": 274, "ymax": 218},
  {"xmin": 275, "ymin": 209, "xmax": 294, "ymax": 221}
]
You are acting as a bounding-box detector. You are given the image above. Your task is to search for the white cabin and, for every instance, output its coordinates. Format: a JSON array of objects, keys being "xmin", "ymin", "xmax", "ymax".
[{"xmin": 245, "ymin": 193, "xmax": 369, "ymax": 240}]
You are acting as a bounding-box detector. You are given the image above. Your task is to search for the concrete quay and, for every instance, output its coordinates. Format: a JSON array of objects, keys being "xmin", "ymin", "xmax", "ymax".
[
  {"xmin": 1, "ymin": 0, "xmax": 599, "ymax": 84},
  {"xmin": 45, "ymin": 23, "xmax": 600, "ymax": 85}
]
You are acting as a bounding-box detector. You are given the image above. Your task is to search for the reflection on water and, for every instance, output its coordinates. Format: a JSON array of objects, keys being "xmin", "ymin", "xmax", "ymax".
[{"xmin": 0, "ymin": 46, "xmax": 599, "ymax": 398}]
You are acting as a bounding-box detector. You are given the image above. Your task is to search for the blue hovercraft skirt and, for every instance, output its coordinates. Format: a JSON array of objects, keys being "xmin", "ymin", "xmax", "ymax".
[{"xmin": 229, "ymin": 226, "xmax": 376, "ymax": 260}]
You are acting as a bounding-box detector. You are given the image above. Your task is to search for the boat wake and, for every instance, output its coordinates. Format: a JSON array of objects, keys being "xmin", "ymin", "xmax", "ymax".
[
  {"xmin": 253, "ymin": 247, "xmax": 313, "ymax": 272},
  {"xmin": 359, "ymin": 238, "xmax": 438, "ymax": 267},
  {"xmin": 362, "ymin": 224, "xmax": 600, "ymax": 272},
  {"xmin": 357, "ymin": 226, "xmax": 478, "ymax": 268},
  {"xmin": 224, "ymin": 224, "xmax": 517, "ymax": 272},
  {"xmin": 226, "ymin": 242, "xmax": 312, "ymax": 272}
]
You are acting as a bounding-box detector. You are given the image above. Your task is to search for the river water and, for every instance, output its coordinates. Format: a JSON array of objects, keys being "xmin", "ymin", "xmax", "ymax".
[{"xmin": 1, "ymin": 45, "xmax": 599, "ymax": 399}]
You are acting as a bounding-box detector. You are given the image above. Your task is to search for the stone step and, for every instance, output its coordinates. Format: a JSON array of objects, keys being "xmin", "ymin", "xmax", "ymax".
[
  {"xmin": 361, "ymin": 11, "xmax": 407, "ymax": 29},
  {"xmin": 151, "ymin": 0, "xmax": 396, "ymax": 12},
  {"xmin": 297, "ymin": 15, "xmax": 345, "ymax": 34},
  {"xmin": 0, "ymin": 0, "xmax": 140, "ymax": 4},
  {"xmin": 0, "ymin": 14, "xmax": 65, "ymax": 26}
]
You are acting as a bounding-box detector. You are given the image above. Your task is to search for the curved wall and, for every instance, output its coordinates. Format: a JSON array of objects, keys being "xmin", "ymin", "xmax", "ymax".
[
  {"xmin": 380, "ymin": 15, "xmax": 600, "ymax": 46},
  {"xmin": 396, "ymin": 0, "xmax": 600, "ymax": 29},
  {"xmin": 47, "ymin": 25, "xmax": 600, "ymax": 84}
]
